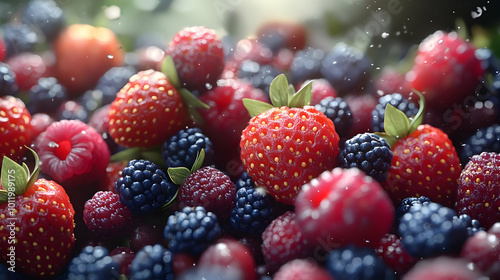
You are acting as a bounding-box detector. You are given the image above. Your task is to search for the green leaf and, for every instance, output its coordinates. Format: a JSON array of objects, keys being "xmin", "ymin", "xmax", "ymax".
[
  {"xmin": 408, "ymin": 89, "xmax": 426, "ymax": 134},
  {"xmin": 167, "ymin": 167, "xmax": 191, "ymax": 185},
  {"xmin": 25, "ymin": 147, "xmax": 40, "ymax": 190},
  {"xmin": 1, "ymin": 156, "xmax": 28, "ymax": 196},
  {"xmin": 242, "ymin": 98, "xmax": 274, "ymax": 118},
  {"xmin": 374, "ymin": 132, "xmax": 398, "ymax": 148},
  {"xmin": 190, "ymin": 149, "xmax": 205, "ymax": 173},
  {"xmin": 178, "ymin": 88, "xmax": 210, "ymax": 109},
  {"xmin": 161, "ymin": 55, "xmax": 180, "ymax": 88},
  {"xmin": 269, "ymin": 74, "xmax": 290, "ymax": 107},
  {"xmin": 140, "ymin": 147, "xmax": 166, "ymax": 169},
  {"xmin": 289, "ymin": 80, "xmax": 312, "ymax": 108},
  {"xmin": 160, "ymin": 189, "xmax": 179, "ymax": 211},
  {"xmin": 0, "ymin": 190, "xmax": 8, "ymax": 204},
  {"xmin": 384, "ymin": 104, "xmax": 410, "ymax": 139},
  {"xmin": 110, "ymin": 147, "xmax": 142, "ymax": 163},
  {"xmin": 288, "ymin": 84, "xmax": 296, "ymax": 99}
]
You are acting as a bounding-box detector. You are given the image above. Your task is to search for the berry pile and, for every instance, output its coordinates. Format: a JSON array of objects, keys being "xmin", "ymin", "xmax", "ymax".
[{"xmin": 1, "ymin": 1, "xmax": 500, "ymax": 279}]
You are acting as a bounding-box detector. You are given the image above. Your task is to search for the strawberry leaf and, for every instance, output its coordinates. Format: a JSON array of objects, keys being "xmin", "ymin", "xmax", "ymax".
[
  {"xmin": 140, "ymin": 147, "xmax": 166, "ymax": 169},
  {"xmin": 190, "ymin": 149, "xmax": 205, "ymax": 173},
  {"xmin": 374, "ymin": 132, "xmax": 398, "ymax": 148},
  {"xmin": 111, "ymin": 147, "xmax": 142, "ymax": 162},
  {"xmin": 178, "ymin": 88, "xmax": 210, "ymax": 110},
  {"xmin": 269, "ymin": 74, "xmax": 290, "ymax": 107},
  {"xmin": 160, "ymin": 189, "xmax": 179, "ymax": 211},
  {"xmin": 242, "ymin": 98, "xmax": 274, "ymax": 117},
  {"xmin": 289, "ymin": 79, "xmax": 312, "ymax": 108},
  {"xmin": 25, "ymin": 147, "xmax": 40, "ymax": 190},
  {"xmin": 1, "ymin": 156, "xmax": 28, "ymax": 197},
  {"xmin": 161, "ymin": 55, "xmax": 180, "ymax": 88},
  {"xmin": 0, "ymin": 190, "xmax": 8, "ymax": 204},
  {"xmin": 167, "ymin": 167, "xmax": 191, "ymax": 186},
  {"xmin": 408, "ymin": 89, "xmax": 426, "ymax": 134},
  {"xmin": 384, "ymin": 104, "xmax": 410, "ymax": 139}
]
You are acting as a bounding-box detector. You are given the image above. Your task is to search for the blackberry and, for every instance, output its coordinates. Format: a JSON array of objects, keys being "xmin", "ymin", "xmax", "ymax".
[
  {"xmin": 161, "ymin": 127, "xmax": 214, "ymax": 169},
  {"xmin": 2, "ymin": 23, "xmax": 38, "ymax": 58},
  {"xmin": 237, "ymin": 60, "xmax": 281, "ymax": 96},
  {"xmin": 21, "ymin": 0, "xmax": 66, "ymax": 41},
  {"xmin": 95, "ymin": 66, "xmax": 136, "ymax": 106},
  {"xmin": 234, "ymin": 171, "xmax": 255, "ymax": 190},
  {"xmin": 460, "ymin": 124, "xmax": 500, "ymax": 165},
  {"xmin": 457, "ymin": 214, "xmax": 486, "ymax": 237},
  {"xmin": 315, "ymin": 96, "xmax": 353, "ymax": 139},
  {"xmin": 28, "ymin": 77, "xmax": 68, "ymax": 114},
  {"xmin": 398, "ymin": 202, "xmax": 469, "ymax": 258},
  {"xmin": 395, "ymin": 196, "xmax": 431, "ymax": 223},
  {"xmin": 229, "ymin": 186, "xmax": 275, "ymax": 236},
  {"xmin": 320, "ymin": 42, "xmax": 371, "ymax": 96},
  {"xmin": 67, "ymin": 246, "xmax": 120, "ymax": 280},
  {"xmin": 325, "ymin": 244, "xmax": 395, "ymax": 280},
  {"xmin": 474, "ymin": 47, "xmax": 500, "ymax": 75},
  {"xmin": 338, "ymin": 133, "xmax": 393, "ymax": 182},
  {"xmin": 0, "ymin": 62, "xmax": 18, "ymax": 97},
  {"xmin": 129, "ymin": 244, "xmax": 174, "ymax": 280},
  {"xmin": 0, "ymin": 263, "xmax": 29, "ymax": 280},
  {"xmin": 289, "ymin": 47, "xmax": 325, "ymax": 84},
  {"xmin": 371, "ymin": 93, "xmax": 419, "ymax": 132},
  {"xmin": 115, "ymin": 159, "xmax": 178, "ymax": 215},
  {"xmin": 163, "ymin": 206, "xmax": 222, "ymax": 256},
  {"xmin": 56, "ymin": 100, "xmax": 89, "ymax": 122}
]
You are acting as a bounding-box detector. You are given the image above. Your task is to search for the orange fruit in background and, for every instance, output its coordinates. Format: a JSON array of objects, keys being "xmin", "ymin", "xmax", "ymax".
[{"xmin": 53, "ymin": 24, "xmax": 124, "ymax": 97}]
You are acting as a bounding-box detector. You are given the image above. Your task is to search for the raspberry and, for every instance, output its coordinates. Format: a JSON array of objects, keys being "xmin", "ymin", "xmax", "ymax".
[
  {"xmin": 229, "ymin": 186, "xmax": 276, "ymax": 236},
  {"xmin": 128, "ymin": 220, "xmax": 165, "ymax": 253},
  {"xmin": 163, "ymin": 206, "xmax": 222, "ymax": 256},
  {"xmin": 344, "ymin": 92, "xmax": 378, "ymax": 138},
  {"xmin": 129, "ymin": 244, "xmax": 174, "ymax": 280},
  {"xmin": 67, "ymin": 246, "xmax": 120, "ymax": 280},
  {"xmin": 178, "ymin": 166, "xmax": 236, "ymax": 220},
  {"xmin": 6, "ymin": 52, "xmax": 48, "ymax": 91},
  {"xmin": 338, "ymin": 133, "xmax": 393, "ymax": 182},
  {"xmin": 403, "ymin": 256, "xmax": 485, "ymax": 280},
  {"xmin": 109, "ymin": 247, "xmax": 135, "ymax": 277},
  {"xmin": 166, "ymin": 26, "xmax": 224, "ymax": 91},
  {"xmin": 27, "ymin": 77, "xmax": 69, "ymax": 115},
  {"xmin": 21, "ymin": 0, "xmax": 66, "ymax": 41},
  {"xmin": 0, "ymin": 62, "xmax": 18, "ymax": 97},
  {"xmin": 314, "ymin": 96, "xmax": 353, "ymax": 139},
  {"xmin": 30, "ymin": 112, "xmax": 54, "ymax": 141},
  {"xmin": 289, "ymin": 47, "xmax": 325, "ymax": 84},
  {"xmin": 115, "ymin": 159, "xmax": 178, "ymax": 215},
  {"xmin": 273, "ymin": 259, "xmax": 333, "ymax": 280},
  {"xmin": 460, "ymin": 222, "xmax": 500, "ymax": 279},
  {"xmin": 374, "ymin": 233, "xmax": 418, "ymax": 276},
  {"xmin": 398, "ymin": 202, "xmax": 469, "ymax": 258},
  {"xmin": 98, "ymin": 161, "xmax": 127, "ymax": 193},
  {"xmin": 374, "ymin": 67, "xmax": 412, "ymax": 97},
  {"xmin": 83, "ymin": 191, "xmax": 133, "ymax": 239},
  {"xmin": 295, "ymin": 168, "xmax": 394, "ymax": 247},
  {"xmin": 371, "ymin": 93, "xmax": 418, "ymax": 132},
  {"xmin": 261, "ymin": 211, "xmax": 313, "ymax": 272},
  {"xmin": 460, "ymin": 124, "xmax": 500, "ymax": 165},
  {"xmin": 161, "ymin": 127, "xmax": 214, "ymax": 169},
  {"xmin": 307, "ymin": 78, "xmax": 337, "ymax": 106}
]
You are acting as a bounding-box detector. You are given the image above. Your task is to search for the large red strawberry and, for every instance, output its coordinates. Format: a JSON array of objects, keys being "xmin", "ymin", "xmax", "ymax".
[
  {"xmin": 108, "ymin": 69, "xmax": 190, "ymax": 148},
  {"xmin": 240, "ymin": 74, "xmax": 340, "ymax": 204},
  {"xmin": 0, "ymin": 149, "xmax": 75, "ymax": 279},
  {"xmin": 377, "ymin": 92, "xmax": 462, "ymax": 207},
  {"xmin": 0, "ymin": 96, "xmax": 32, "ymax": 162},
  {"xmin": 406, "ymin": 30, "xmax": 485, "ymax": 110}
]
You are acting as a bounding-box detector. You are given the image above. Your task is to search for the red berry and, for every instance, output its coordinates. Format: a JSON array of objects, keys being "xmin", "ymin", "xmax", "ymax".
[
  {"xmin": 406, "ymin": 31, "xmax": 485, "ymax": 110},
  {"xmin": 344, "ymin": 92, "xmax": 378, "ymax": 138},
  {"xmin": 374, "ymin": 67, "xmax": 412, "ymax": 98},
  {"xmin": 172, "ymin": 253, "xmax": 196, "ymax": 277},
  {"xmin": 256, "ymin": 21, "xmax": 307, "ymax": 52},
  {"xmin": 374, "ymin": 233, "xmax": 418, "ymax": 276},
  {"xmin": 305, "ymin": 78, "xmax": 338, "ymax": 106},
  {"xmin": 30, "ymin": 113, "xmax": 54, "ymax": 142},
  {"xmin": 108, "ymin": 69, "xmax": 190, "ymax": 148},
  {"xmin": 98, "ymin": 161, "xmax": 127, "ymax": 194},
  {"xmin": 134, "ymin": 45, "xmax": 164, "ymax": 71},
  {"xmin": 0, "ymin": 95, "xmax": 32, "ymax": 161},
  {"xmin": 198, "ymin": 238, "xmax": 257, "ymax": 280},
  {"xmin": 295, "ymin": 168, "xmax": 394, "ymax": 248},
  {"xmin": 273, "ymin": 259, "xmax": 333, "ymax": 280},
  {"xmin": 110, "ymin": 247, "xmax": 135, "ymax": 277},
  {"xmin": 223, "ymin": 39, "xmax": 273, "ymax": 78},
  {"xmin": 0, "ymin": 38, "xmax": 6, "ymax": 62},
  {"xmin": 460, "ymin": 223, "xmax": 500, "ymax": 279},
  {"xmin": 128, "ymin": 220, "xmax": 165, "ymax": 252},
  {"xmin": 83, "ymin": 191, "xmax": 133, "ymax": 239},
  {"xmin": 455, "ymin": 152, "xmax": 500, "ymax": 230},
  {"xmin": 166, "ymin": 26, "xmax": 224, "ymax": 92},
  {"xmin": 403, "ymin": 256, "xmax": 485, "ymax": 280},
  {"xmin": 6, "ymin": 52, "xmax": 48, "ymax": 91}
]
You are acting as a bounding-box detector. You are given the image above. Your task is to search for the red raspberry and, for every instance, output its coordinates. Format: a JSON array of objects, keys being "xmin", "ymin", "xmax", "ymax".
[
  {"xmin": 98, "ymin": 161, "xmax": 128, "ymax": 193},
  {"xmin": 0, "ymin": 38, "xmax": 5, "ymax": 62},
  {"xmin": 84, "ymin": 191, "xmax": 133, "ymax": 239},
  {"xmin": 305, "ymin": 78, "xmax": 338, "ymax": 106},
  {"xmin": 261, "ymin": 211, "xmax": 314, "ymax": 272},
  {"xmin": 295, "ymin": 168, "xmax": 394, "ymax": 248},
  {"xmin": 273, "ymin": 259, "xmax": 333, "ymax": 280},
  {"xmin": 222, "ymin": 39, "xmax": 274, "ymax": 78},
  {"xmin": 178, "ymin": 166, "xmax": 236, "ymax": 220},
  {"xmin": 403, "ymin": 256, "xmax": 485, "ymax": 280},
  {"xmin": 110, "ymin": 247, "xmax": 135, "ymax": 277},
  {"xmin": 460, "ymin": 222, "xmax": 500, "ymax": 279},
  {"xmin": 374, "ymin": 67, "xmax": 412, "ymax": 98},
  {"xmin": 6, "ymin": 52, "xmax": 48, "ymax": 91},
  {"xmin": 344, "ymin": 92, "xmax": 378, "ymax": 137},
  {"xmin": 166, "ymin": 26, "xmax": 224, "ymax": 92},
  {"xmin": 30, "ymin": 113, "xmax": 54, "ymax": 141},
  {"xmin": 374, "ymin": 233, "xmax": 418, "ymax": 276}
]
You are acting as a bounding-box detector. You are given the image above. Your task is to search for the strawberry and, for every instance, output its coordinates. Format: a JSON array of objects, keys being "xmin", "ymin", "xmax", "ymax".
[
  {"xmin": 108, "ymin": 69, "xmax": 190, "ymax": 148},
  {"xmin": 240, "ymin": 74, "xmax": 340, "ymax": 204},
  {"xmin": 406, "ymin": 31, "xmax": 485, "ymax": 110},
  {"xmin": 0, "ymin": 96, "xmax": 32, "ymax": 161},
  {"xmin": 377, "ymin": 91, "xmax": 462, "ymax": 208},
  {"xmin": 0, "ymin": 148, "xmax": 75, "ymax": 279}
]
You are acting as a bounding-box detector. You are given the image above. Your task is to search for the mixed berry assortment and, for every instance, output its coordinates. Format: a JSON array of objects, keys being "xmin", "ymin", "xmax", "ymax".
[{"xmin": 0, "ymin": 0, "xmax": 499, "ymax": 279}]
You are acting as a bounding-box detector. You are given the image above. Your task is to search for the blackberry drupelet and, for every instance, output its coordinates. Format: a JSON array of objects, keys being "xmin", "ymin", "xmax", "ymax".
[
  {"xmin": 395, "ymin": 196, "xmax": 431, "ymax": 222},
  {"xmin": 28, "ymin": 77, "xmax": 69, "ymax": 114},
  {"xmin": 115, "ymin": 159, "xmax": 178, "ymax": 215},
  {"xmin": 237, "ymin": 60, "xmax": 281, "ymax": 96},
  {"xmin": 21, "ymin": 0, "xmax": 66, "ymax": 41},
  {"xmin": 163, "ymin": 206, "xmax": 222, "ymax": 256},
  {"xmin": 325, "ymin": 244, "xmax": 395, "ymax": 280},
  {"xmin": 229, "ymin": 186, "xmax": 276, "ymax": 236},
  {"xmin": 398, "ymin": 202, "xmax": 469, "ymax": 258},
  {"xmin": 95, "ymin": 66, "xmax": 136, "ymax": 106},
  {"xmin": 234, "ymin": 171, "xmax": 255, "ymax": 190},
  {"xmin": 458, "ymin": 214, "xmax": 486, "ymax": 237},
  {"xmin": 338, "ymin": 133, "xmax": 393, "ymax": 182},
  {"xmin": 67, "ymin": 246, "xmax": 120, "ymax": 280},
  {"xmin": 460, "ymin": 124, "xmax": 500, "ymax": 165},
  {"xmin": 371, "ymin": 93, "xmax": 418, "ymax": 132},
  {"xmin": 320, "ymin": 42, "xmax": 371, "ymax": 96},
  {"xmin": 289, "ymin": 47, "xmax": 325, "ymax": 84},
  {"xmin": 315, "ymin": 96, "xmax": 353, "ymax": 139},
  {"xmin": 0, "ymin": 62, "xmax": 18, "ymax": 97},
  {"xmin": 2, "ymin": 23, "xmax": 38, "ymax": 58},
  {"xmin": 161, "ymin": 127, "xmax": 214, "ymax": 169},
  {"xmin": 129, "ymin": 244, "xmax": 174, "ymax": 280}
]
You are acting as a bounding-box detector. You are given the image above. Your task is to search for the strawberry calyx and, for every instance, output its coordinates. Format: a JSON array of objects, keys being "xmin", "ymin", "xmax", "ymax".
[
  {"xmin": 375, "ymin": 90, "xmax": 426, "ymax": 147},
  {"xmin": 0, "ymin": 146, "xmax": 40, "ymax": 203},
  {"xmin": 167, "ymin": 149, "xmax": 206, "ymax": 185},
  {"xmin": 242, "ymin": 73, "xmax": 312, "ymax": 117},
  {"xmin": 110, "ymin": 145, "xmax": 166, "ymax": 168}
]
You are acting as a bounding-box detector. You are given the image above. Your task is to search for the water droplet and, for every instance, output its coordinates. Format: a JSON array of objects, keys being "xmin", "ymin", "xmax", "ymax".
[
  {"xmin": 48, "ymin": 142, "xmax": 59, "ymax": 148},
  {"xmin": 438, "ymin": 39, "xmax": 444, "ymax": 44},
  {"xmin": 381, "ymin": 32, "xmax": 389, "ymax": 39},
  {"xmin": 108, "ymin": 55, "xmax": 114, "ymax": 59}
]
